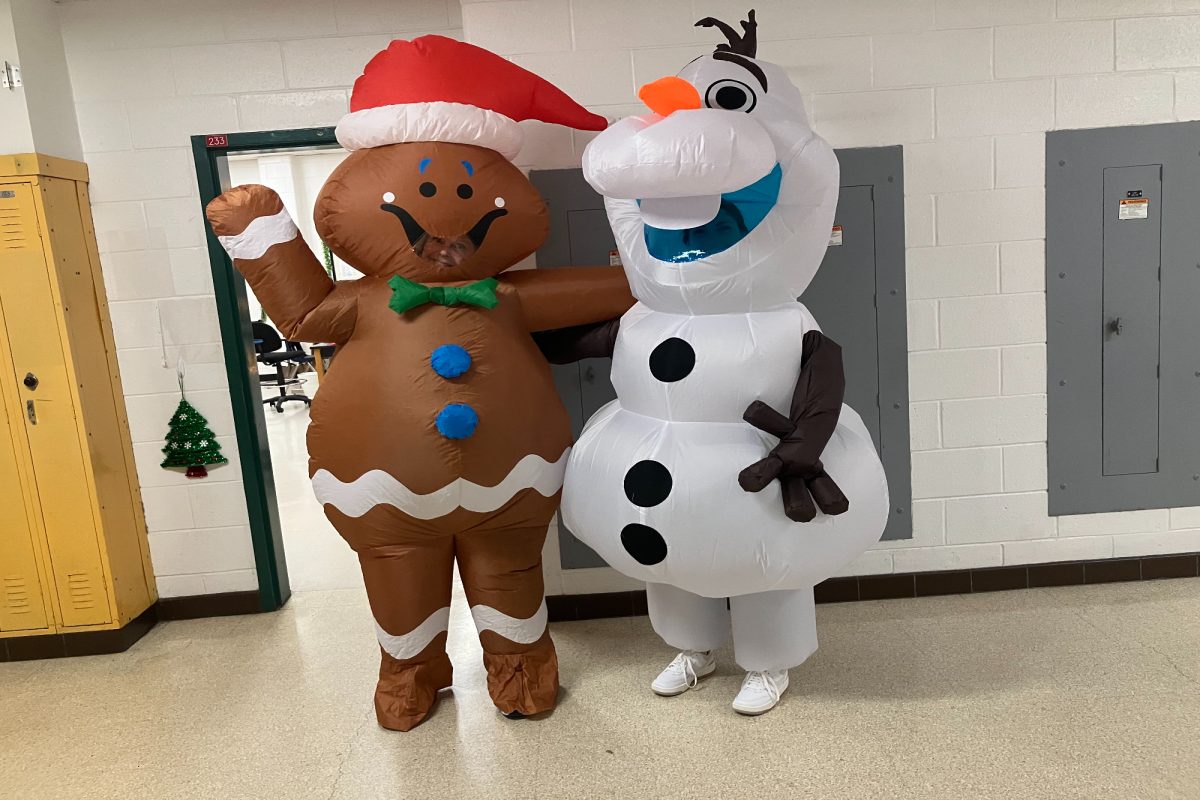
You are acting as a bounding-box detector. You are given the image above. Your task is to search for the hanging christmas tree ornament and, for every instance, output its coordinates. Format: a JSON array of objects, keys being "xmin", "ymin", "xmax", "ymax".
[{"xmin": 160, "ymin": 397, "xmax": 227, "ymax": 479}]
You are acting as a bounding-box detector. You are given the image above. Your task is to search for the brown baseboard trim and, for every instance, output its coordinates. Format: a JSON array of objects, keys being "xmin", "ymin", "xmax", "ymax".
[
  {"xmin": 547, "ymin": 590, "xmax": 648, "ymax": 622},
  {"xmin": 155, "ymin": 590, "xmax": 261, "ymax": 620},
  {"xmin": 0, "ymin": 605, "xmax": 157, "ymax": 663},
  {"xmin": 547, "ymin": 553, "xmax": 1200, "ymax": 621}
]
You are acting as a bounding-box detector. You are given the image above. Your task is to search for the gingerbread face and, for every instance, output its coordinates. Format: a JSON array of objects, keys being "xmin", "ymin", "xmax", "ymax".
[{"xmin": 315, "ymin": 141, "xmax": 548, "ymax": 283}]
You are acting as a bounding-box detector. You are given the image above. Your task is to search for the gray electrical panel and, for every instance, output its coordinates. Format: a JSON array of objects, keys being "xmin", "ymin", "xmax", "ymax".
[
  {"xmin": 803, "ymin": 147, "xmax": 911, "ymax": 543},
  {"xmin": 1046, "ymin": 122, "xmax": 1200, "ymax": 515},
  {"xmin": 532, "ymin": 145, "xmax": 911, "ymax": 569}
]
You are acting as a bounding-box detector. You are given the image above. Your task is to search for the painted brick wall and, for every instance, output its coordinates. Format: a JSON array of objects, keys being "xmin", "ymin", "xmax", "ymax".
[
  {"xmin": 56, "ymin": 0, "xmax": 464, "ymax": 597},
  {"xmin": 459, "ymin": 0, "xmax": 1200, "ymax": 580},
  {"xmin": 51, "ymin": 0, "xmax": 1200, "ymax": 596}
]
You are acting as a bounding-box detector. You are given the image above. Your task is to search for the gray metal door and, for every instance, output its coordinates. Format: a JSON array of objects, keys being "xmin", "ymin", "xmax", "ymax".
[
  {"xmin": 802, "ymin": 186, "xmax": 881, "ymax": 442},
  {"xmin": 1047, "ymin": 122, "xmax": 1200, "ymax": 515},
  {"xmin": 530, "ymin": 169, "xmax": 616, "ymax": 568},
  {"xmin": 800, "ymin": 146, "xmax": 912, "ymax": 540}
]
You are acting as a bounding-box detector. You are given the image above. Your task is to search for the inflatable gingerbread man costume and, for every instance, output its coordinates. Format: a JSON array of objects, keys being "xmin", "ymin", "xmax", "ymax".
[{"xmin": 205, "ymin": 37, "xmax": 632, "ymax": 731}]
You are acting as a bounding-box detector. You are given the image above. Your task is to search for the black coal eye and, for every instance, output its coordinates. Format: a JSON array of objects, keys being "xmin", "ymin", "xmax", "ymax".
[
  {"xmin": 457, "ymin": 183, "xmax": 473, "ymax": 199},
  {"xmin": 419, "ymin": 181, "xmax": 437, "ymax": 197},
  {"xmin": 705, "ymin": 79, "xmax": 756, "ymax": 113}
]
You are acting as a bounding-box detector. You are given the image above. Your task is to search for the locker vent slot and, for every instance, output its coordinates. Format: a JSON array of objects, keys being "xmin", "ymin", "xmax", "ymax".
[
  {"xmin": 2, "ymin": 576, "xmax": 31, "ymax": 614},
  {"xmin": 66, "ymin": 572, "xmax": 98, "ymax": 610},
  {"xmin": 0, "ymin": 208, "xmax": 30, "ymax": 251}
]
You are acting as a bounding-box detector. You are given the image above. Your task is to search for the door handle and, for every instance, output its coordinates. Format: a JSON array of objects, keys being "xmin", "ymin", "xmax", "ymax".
[
  {"xmin": 583, "ymin": 365, "xmax": 595, "ymax": 383},
  {"xmin": 23, "ymin": 372, "xmax": 38, "ymax": 390},
  {"xmin": 1108, "ymin": 317, "xmax": 1124, "ymax": 336},
  {"xmin": 26, "ymin": 400, "xmax": 36, "ymax": 425}
]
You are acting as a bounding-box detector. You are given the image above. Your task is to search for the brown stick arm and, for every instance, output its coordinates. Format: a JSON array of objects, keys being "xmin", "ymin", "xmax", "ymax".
[
  {"xmin": 738, "ymin": 330, "xmax": 850, "ymax": 523},
  {"xmin": 531, "ymin": 319, "xmax": 621, "ymax": 364},
  {"xmin": 205, "ymin": 184, "xmax": 357, "ymax": 343},
  {"xmin": 500, "ymin": 266, "xmax": 634, "ymax": 333}
]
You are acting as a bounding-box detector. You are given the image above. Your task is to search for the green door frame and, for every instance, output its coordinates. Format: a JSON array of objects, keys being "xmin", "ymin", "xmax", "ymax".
[{"xmin": 190, "ymin": 126, "xmax": 340, "ymax": 611}]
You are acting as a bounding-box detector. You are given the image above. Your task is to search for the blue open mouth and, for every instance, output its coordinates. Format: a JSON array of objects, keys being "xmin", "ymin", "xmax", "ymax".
[{"xmin": 642, "ymin": 164, "xmax": 782, "ymax": 264}]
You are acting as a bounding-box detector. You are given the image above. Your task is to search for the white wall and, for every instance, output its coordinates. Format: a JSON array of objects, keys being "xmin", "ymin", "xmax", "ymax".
[
  {"xmin": 55, "ymin": 0, "xmax": 463, "ymax": 597},
  {"xmin": 0, "ymin": 0, "xmax": 82, "ymax": 159},
  {"xmin": 0, "ymin": 1, "xmax": 36, "ymax": 154},
  {"xmin": 47, "ymin": 0, "xmax": 1200, "ymax": 597}
]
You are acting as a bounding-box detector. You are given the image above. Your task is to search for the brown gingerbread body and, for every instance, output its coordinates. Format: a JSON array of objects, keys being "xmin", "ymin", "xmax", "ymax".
[{"xmin": 207, "ymin": 141, "xmax": 633, "ymax": 730}]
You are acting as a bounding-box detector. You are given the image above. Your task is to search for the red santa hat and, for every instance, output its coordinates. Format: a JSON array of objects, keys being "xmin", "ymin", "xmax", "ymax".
[{"xmin": 336, "ymin": 35, "xmax": 607, "ymax": 159}]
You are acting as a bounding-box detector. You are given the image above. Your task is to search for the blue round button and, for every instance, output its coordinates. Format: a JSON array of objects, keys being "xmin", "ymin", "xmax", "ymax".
[
  {"xmin": 431, "ymin": 344, "xmax": 471, "ymax": 379},
  {"xmin": 436, "ymin": 403, "xmax": 478, "ymax": 440}
]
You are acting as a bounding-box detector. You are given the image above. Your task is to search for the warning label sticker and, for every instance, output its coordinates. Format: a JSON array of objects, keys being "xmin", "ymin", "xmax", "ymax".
[
  {"xmin": 828, "ymin": 225, "xmax": 843, "ymax": 246},
  {"xmin": 1119, "ymin": 198, "xmax": 1149, "ymax": 220}
]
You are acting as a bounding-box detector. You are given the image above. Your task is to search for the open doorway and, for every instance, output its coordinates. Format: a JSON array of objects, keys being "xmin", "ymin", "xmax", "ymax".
[{"xmin": 192, "ymin": 128, "xmax": 361, "ymax": 605}]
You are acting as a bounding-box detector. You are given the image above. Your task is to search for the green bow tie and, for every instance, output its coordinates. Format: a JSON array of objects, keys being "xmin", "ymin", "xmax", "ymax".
[{"xmin": 387, "ymin": 275, "xmax": 499, "ymax": 315}]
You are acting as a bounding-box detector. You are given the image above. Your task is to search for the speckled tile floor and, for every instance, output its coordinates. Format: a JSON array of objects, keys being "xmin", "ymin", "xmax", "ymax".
[{"xmin": 2, "ymin": 579, "xmax": 1198, "ymax": 800}]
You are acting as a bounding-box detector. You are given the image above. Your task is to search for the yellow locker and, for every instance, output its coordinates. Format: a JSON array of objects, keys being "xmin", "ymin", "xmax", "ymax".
[
  {"xmin": 0, "ymin": 384, "xmax": 50, "ymax": 632},
  {"xmin": 0, "ymin": 153, "xmax": 156, "ymax": 641}
]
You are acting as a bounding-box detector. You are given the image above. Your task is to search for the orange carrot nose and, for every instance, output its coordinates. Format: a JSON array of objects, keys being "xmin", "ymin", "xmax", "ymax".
[{"xmin": 638, "ymin": 76, "xmax": 702, "ymax": 117}]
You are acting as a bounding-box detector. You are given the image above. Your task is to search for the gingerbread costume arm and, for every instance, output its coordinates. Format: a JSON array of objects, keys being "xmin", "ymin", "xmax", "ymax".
[
  {"xmin": 500, "ymin": 266, "xmax": 634, "ymax": 333},
  {"xmin": 206, "ymin": 184, "xmax": 358, "ymax": 343}
]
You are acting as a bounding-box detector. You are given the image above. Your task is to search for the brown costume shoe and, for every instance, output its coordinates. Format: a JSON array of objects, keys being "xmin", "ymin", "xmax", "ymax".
[{"xmin": 374, "ymin": 648, "xmax": 454, "ymax": 732}]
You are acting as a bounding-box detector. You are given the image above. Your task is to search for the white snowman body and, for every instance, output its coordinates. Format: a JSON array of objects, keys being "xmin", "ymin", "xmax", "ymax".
[
  {"xmin": 564, "ymin": 303, "xmax": 887, "ymax": 598},
  {"xmin": 560, "ymin": 50, "xmax": 889, "ymax": 667}
]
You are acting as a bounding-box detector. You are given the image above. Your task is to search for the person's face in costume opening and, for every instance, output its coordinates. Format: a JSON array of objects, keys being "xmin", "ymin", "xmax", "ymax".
[
  {"xmin": 314, "ymin": 141, "xmax": 549, "ymax": 284},
  {"xmin": 414, "ymin": 233, "xmax": 477, "ymax": 268},
  {"xmin": 678, "ymin": 201, "xmax": 748, "ymax": 258}
]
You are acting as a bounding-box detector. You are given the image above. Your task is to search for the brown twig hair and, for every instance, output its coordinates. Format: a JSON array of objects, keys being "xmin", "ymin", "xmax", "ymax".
[{"xmin": 694, "ymin": 9, "xmax": 758, "ymax": 58}]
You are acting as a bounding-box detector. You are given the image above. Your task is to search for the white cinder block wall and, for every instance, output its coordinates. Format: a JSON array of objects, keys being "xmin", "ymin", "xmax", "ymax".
[{"xmin": 49, "ymin": 0, "xmax": 1200, "ymax": 596}]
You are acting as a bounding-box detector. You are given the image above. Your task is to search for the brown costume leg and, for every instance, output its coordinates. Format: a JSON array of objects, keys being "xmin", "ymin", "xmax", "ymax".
[
  {"xmin": 336, "ymin": 508, "xmax": 455, "ymax": 732},
  {"xmin": 455, "ymin": 524, "xmax": 558, "ymax": 716}
]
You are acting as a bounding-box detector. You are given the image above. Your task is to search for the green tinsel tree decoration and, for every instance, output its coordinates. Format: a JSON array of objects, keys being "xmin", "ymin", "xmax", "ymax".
[{"xmin": 160, "ymin": 397, "xmax": 227, "ymax": 479}]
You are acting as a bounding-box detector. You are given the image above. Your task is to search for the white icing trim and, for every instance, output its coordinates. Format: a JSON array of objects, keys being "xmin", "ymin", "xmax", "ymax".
[
  {"xmin": 311, "ymin": 448, "xmax": 570, "ymax": 519},
  {"xmin": 470, "ymin": 600, "xmax": 548, "ymax": 645},
  {"xmin": 375, "ymin": 606, "xmax": 450, "ymax": 661},
  {"xmin": 335, "ymin": 101, "xmax": 524, "ymax": 159},
  {"xmin": 216, "ymin": 208, "xmax": 298, "ymax": 260}
]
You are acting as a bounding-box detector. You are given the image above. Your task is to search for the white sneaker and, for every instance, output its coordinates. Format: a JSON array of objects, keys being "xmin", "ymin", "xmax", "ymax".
[
  {"xmin": 731, "ymin": 669, "xmax": 789, "ymax": 715},
  {"xmin": 650, "ymin": 650, "xmax": 716, "ymax": 696}
]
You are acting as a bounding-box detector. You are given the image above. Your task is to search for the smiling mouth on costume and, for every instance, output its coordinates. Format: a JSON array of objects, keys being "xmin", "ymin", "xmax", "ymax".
[
  {"xmin": 640, "ymin": 164, "xmax": 782, "ymax": 264},
  {"xmin": 380, "ymin": 203, "xmax": 508, "ymax": 267}
]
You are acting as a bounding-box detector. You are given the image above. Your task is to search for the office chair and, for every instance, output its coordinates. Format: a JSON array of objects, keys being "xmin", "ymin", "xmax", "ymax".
[{"xmin": 251, "ymin": 320, "xmax": 313, "ymax": 413}]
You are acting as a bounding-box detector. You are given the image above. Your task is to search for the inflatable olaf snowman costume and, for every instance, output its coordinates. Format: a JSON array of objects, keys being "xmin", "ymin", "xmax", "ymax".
[{"xmin": 561, "ymin": 11, "xmax": 889, "ymax": 713}]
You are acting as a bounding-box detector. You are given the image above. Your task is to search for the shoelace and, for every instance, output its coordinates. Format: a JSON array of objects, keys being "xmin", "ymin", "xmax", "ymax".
[
  {"xmin": 669, "ymin": 652, "xmax": 703, "ymax": 689},
  {"xmin": 741, "ymin": 670, "xmax": 782, "ymax": 703}
]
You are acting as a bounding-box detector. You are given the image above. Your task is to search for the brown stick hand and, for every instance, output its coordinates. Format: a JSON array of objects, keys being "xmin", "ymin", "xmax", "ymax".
[{"xmin": 737, "ymin": 332, "xmax": 850, "ymax": 523}]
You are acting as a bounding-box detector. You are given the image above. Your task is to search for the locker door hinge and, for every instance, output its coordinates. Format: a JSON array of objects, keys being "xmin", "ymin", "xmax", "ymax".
[{"xmin": 1, "ymin": 61, "xmax": 21, "ymax": 90}]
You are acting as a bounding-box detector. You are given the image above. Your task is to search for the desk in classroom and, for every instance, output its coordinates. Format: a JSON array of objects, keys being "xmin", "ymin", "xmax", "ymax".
[{"xmin": 311, "ymin": 344, "xmax": 337, "ymax": 383}]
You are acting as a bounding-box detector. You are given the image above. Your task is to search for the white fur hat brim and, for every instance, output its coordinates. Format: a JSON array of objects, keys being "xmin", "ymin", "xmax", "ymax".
[{"xmin": 334, "ymin": 100, "xmax": 524, "ymax": 159}]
